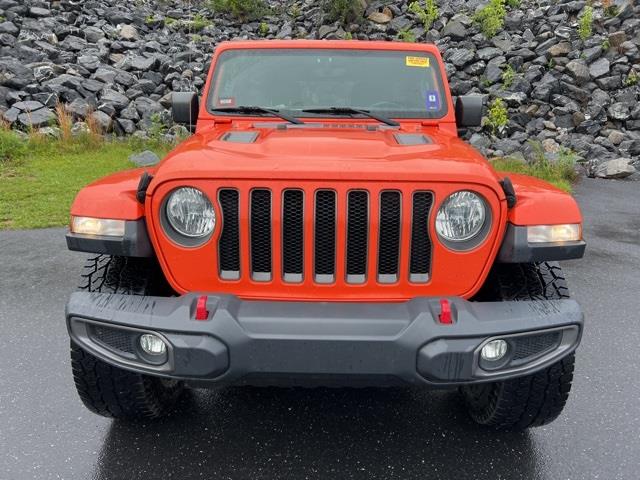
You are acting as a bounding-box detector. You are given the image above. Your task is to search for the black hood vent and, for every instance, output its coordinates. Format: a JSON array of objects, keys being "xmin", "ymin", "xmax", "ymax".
[
  {"xmin": 394, "ymin": 133, "xmax": 432, "ymax": 145},
  {"xmin": 220, "ymin": 131, "xmax": 259, "ymax": 143}
]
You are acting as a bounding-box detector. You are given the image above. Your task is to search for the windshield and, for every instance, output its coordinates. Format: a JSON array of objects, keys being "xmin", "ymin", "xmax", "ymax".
[{"xmin": 208, "ymin": 48, "xmax": 448, "ymax": 119}]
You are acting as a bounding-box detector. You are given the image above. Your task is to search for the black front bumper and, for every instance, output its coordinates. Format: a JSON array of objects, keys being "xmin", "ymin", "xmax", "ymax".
[{"xmin": 66, "ymin": 293, "xmax": 583, "ymax": 387}]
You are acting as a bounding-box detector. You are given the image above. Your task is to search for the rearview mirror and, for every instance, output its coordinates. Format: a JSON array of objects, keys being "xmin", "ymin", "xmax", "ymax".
[
  {"xmin": 455, "ymin": 95, "xmax": 484, "ymax": 128},
  {"xmin": 172, "ymin": 92, "xmax": 199, "ymax": 131}
]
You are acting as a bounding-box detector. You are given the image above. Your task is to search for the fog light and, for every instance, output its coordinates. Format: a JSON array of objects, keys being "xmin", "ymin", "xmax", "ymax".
[
  {"xmin": 481, "ymin": 339, "xmax": 508, "ymax": 361},
  {"xmin": 139, "ymin": 334, "xmax": 167, "ymax": 355}
]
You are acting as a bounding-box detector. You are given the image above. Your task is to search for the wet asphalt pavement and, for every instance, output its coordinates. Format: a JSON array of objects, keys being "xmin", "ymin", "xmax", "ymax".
[{"xmin": 1, "ymin": 177, "xmax": 639, "ymax": 480}]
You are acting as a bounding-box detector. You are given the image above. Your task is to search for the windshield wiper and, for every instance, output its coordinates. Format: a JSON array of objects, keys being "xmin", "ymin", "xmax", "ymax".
[
  {"xmin": 211, "ymin": 106, "xmax": 304, "ymax": 125},
  {"xmin": 301, "ymin": 107, "xmax": 400, "ymax": 127}
]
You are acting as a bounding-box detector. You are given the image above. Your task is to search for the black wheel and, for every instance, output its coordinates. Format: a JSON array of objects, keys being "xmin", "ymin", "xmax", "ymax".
[
  {"xmin": 461, "ymin": 262, "xmax": 576, "ymax": 430},
  {"xmin": 70, "ymin": 255, "xmax": 184, "ymax": 420}
]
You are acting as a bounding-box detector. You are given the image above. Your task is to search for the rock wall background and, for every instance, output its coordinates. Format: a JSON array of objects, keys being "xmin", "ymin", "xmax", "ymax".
[{"xmin": 0, "ymin": 0, "xmax": 638, "ymax": 176}]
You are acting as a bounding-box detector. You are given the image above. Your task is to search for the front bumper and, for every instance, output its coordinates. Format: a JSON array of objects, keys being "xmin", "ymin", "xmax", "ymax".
[{"xmin": 66, "ymin": 293, "xmax": 583, "ymax": 387}]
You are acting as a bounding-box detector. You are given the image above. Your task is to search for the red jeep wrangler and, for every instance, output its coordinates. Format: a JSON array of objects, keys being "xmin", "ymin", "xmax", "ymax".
[{"xmin": 65, "ymin": 41, "xmax": 585, "ymax": 430}]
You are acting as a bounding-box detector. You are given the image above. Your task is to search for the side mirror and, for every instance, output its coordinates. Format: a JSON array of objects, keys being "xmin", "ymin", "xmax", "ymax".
[
  {"xmin": 172, "ymin": 92, "xmax": 199, "ymax": 131},
  {"xmin": 455, "ymin": 95, "xmax": 484, "ymax": 128}
]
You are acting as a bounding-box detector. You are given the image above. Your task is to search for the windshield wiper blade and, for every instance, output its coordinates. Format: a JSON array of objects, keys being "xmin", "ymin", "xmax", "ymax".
[
  {"xmin": 211, "ymin": 106, "xmax": 304, "ymax": 125},
  {"xmin": 301, "ymin": 107, "xmax": 400, "ymax": 127}
]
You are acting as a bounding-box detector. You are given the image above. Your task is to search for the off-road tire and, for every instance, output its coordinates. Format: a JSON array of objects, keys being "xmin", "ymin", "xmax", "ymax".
[
  {"xmin": 70, "ymin": 255, "xmax": 184, "ymax": 420},
  {"xmin": 461, "ymin": 262, "xmax": 576, "ymax": 430},
  {"xmin": 77, "ymin": 254, "xmax": 173, "ymax": 297}
]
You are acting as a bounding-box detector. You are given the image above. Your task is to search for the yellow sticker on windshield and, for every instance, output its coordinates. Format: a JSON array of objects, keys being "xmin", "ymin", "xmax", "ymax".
[{"xmin": 406, "ymin": 56, "xmax": 430, "ymax": 68}]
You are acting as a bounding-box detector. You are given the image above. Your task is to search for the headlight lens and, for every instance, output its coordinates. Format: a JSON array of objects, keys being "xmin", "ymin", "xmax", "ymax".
[
  {"xmin": 71, "ymin": 216, "xmax": 125, "ymax": 236},
  {"xmin": 527, "ymin": 224, "xmax": 581, "ymax": 243},
  {"xmin": 166, "ymin": 187, "xmax": 215, "ymax": 238},
  {"xmin": 436, "ymin": 191, "xmax": 487, "ymax": 242}
]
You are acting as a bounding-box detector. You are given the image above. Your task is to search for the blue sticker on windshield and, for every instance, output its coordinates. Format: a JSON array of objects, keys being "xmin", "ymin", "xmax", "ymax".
[{"xmin": 425, "ymin": 91, "xmax": 440, "ymax": 110}]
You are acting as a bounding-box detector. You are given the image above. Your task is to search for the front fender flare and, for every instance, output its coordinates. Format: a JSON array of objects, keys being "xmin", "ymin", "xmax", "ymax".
[
  {"xmin": 67, "ymin": 168, "xmax": 157, "ymax": 257},
  {"xmin": 496, "ymin": 174, "xmax": 585, "ymax": 262}
]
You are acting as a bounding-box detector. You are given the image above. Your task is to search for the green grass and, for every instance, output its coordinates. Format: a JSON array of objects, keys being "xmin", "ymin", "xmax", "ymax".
[
  {"xmin": 398, "ymin": 28, "xmax": 417, "ymax": 42},
  {"xmin": 624, "ymin": 70, "xmax": 638, "ymax": 86},
  {"xmin": 408, "ymin": 0, "xmax": 438, "ymax": 31},
  {"xmin": 485, "ymin": 98, "xmax": 509, "ymax": 135},
  {"xmin": 258, "ymin": 21, "xmax": 269, "ymax": 37},
  {"xmin": 577, "ymin": 6, "xmax": 593, "ymax": 41},
  {"xmin": 491, "ymin": 155, "xmax": 578, "ymax": 192},
  {"xmin": 208, "ymin": 0, "xmax": 269, "ymax": 21},
  {"xmin": 473, "ymin": 0, "xmax": 507, "ymax": 38},
  {"xmin": 188, "ymin": 13, "xmax": 213, "ymax": 31},
  {"xmin": 0, "ymin": 133, "xmax": 173, "ymax": 230},
  {"xmin": 501, "ymin": 64, "xmax": 515, "ymax": 89},
  {"xmin": 322, "ymin": 0, "xmax": 364, "ymax": 26}
]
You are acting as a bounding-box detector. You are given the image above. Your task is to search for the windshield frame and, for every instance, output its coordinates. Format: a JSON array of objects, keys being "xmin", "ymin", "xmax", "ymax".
[{"xmin": 204, "ymin": 45, "xmax": 451, "ymax": 122}]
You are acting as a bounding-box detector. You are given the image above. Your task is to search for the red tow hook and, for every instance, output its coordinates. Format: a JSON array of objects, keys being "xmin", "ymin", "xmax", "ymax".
[
  {"xmin": 195, "ymin": 295, "xmax": 209, "ymax": 321},
  {"xmin": 438, "ymin": 299, "xmax": 453, "ymax": 324}
]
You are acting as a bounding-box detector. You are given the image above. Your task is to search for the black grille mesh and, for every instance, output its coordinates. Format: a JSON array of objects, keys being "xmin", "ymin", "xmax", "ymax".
[
  {"xmin": 513, "ymin": 332, "xmax": 561, "ymax": 360},
  {"xmin": 346, "ymin": 191, "xmax": 368, "ymax": 277},
  {"xmin": 314, "ymin": 190, "xmax": 336, "ymax": 276},
  {"xmin": 377, "ymin": 191, "xmax": 401, "ymax": 276},
  {"xmin": 410, "ymin": 192, "xmax": 434, "ymax": 278},
  {"xmin": 91, "ymin": 325, "xmax": 135, "ymax": 354},
  {"xmin": 215, "ymin": 187, "xmax": 432, "ymax": 284},
  {"xmin": 218, "ymin": 189, "xmax": 240, "ymax": 272},
  {"xmin": 250, "ymin": 189, "xmax": 272, "ymax": 276},
  {"xmin": 282, "ymin": 190, "xmax": 304, "ymax": 276}
]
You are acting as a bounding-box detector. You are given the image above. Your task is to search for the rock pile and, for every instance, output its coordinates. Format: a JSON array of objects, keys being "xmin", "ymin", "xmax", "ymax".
[{"xmin": 0, "ymin": 0, "xmax": 638, "ymax": 177}]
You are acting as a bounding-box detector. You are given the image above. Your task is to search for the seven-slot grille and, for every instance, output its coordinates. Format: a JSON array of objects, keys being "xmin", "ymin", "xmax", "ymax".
[{"xmin": 217, "ymin": 187, "xmax": 433, "ymax": 285}]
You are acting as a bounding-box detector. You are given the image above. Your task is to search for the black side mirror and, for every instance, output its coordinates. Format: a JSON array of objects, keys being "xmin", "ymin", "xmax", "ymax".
[
  {"xmin": 172, "ymin": 92, "xmax": 199, "ymax": 131},
  {"xmin": 455, "ymin": 95, "xmax": 484, "ymax": 128}
]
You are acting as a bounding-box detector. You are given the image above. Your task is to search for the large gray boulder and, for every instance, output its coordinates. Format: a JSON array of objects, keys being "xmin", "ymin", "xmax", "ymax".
[
  {"xmin": 0, "ymin": 21, "xmax": 19, "ymax": 35},
  {"xmin": 129, "ymin": 150, "xmax": 160, "ymax": 166},
  {"xmin": 442, "ymin": 20, "xmax": 467, "ymax": 40},
  {"xmin": 90, "ymin": 111, "xmax": 113, "ymax": 132},
  {"xmin": 18, "ymin": 107, "xmax": 56, "ymax": 128},
  {"xmin": 595, "ymin": 158, "xmax": 636, "ymax": 179},
  {"xmin": 565, "ymin": 60, "xmax": 590, "ymax": 85},
  {"xmin": 589, "ymin": 58, "xmax": 610, "ymax": 79}
]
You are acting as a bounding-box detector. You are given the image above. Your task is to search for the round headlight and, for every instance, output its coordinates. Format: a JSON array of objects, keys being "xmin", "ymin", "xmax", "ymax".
[
  {"xmin": 436, "ymin": 191, "xmax": 486, "ymax": 242},
  {"xmin": 166, "ymin": 187, "xmax": 215, "ymax": 238}
]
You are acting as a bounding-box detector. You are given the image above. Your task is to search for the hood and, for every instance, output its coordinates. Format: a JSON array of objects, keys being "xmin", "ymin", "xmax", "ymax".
[{"xmin": 149, "ymin": 124, "xmax": 502, "ymax": 192}]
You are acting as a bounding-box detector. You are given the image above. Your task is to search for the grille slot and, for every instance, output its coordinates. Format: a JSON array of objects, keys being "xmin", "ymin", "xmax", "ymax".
[
  {"xmin": 282, "ymin": 189, "xmax": 304, "ymax": 282},
  {"xmin": 91, "ymin": 325, "xmax": 135, "ymax": 355},
  {"xmin": 346, "ymin": 190, "xmax": 369, "ymax": 283},
  {"xmin": 314, "ymin": 190, "xmax": 336, "ymax": 283},
  {"xmin": 218, "ymin": 189, "xmax": 240, "ymax": 280},
  {"xmin": 250, "ymin": 189, "xmax": 272, "ymax": 281},
  {"xmin": 512, "ymin": 332, "xmax": 561, "ymax": 361},
  {"xmin": 410, "ymin": 192, "xmax": 434, "ymax": 283},
  {"xmin": 377, "ymin": 191, "xmax": 401, "ymax": 283}
]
